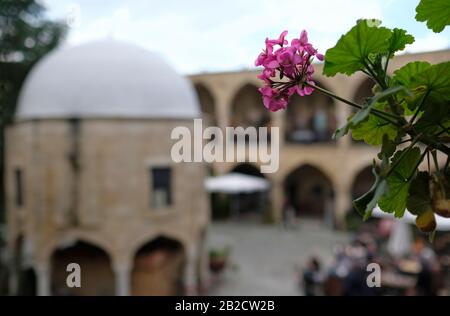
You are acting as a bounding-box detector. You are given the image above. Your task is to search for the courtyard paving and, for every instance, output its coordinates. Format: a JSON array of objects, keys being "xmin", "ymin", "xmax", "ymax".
[{"xmin": 208, "ymin": 220, "xmax": 350, "ymax": 296}]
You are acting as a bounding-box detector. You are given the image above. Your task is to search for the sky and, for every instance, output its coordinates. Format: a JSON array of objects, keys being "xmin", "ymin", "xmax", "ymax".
[{"xmin": 42, "ymin": 0, "xmax": 450, "ymax": 75}]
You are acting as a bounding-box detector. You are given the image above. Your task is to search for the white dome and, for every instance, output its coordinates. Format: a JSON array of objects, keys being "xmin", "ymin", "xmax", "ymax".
[{"xmin": 16, "ymin": 40, "xmax": 200, "ymax": 120}]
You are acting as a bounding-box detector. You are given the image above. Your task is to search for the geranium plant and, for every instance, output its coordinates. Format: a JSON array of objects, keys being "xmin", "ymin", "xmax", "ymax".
[{"xmin": 256, "ymin": 0, "xmax": 450, "ymax": 235}]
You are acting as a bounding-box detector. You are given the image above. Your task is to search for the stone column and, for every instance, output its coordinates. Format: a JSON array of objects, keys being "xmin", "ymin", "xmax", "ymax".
[
  {"xmin": 198, "ymin": 234, "xmax": 210, "ymax": 294},
  {"xmin": 184, "ymin": 245, "xmax": 198, "ymax": 296},
  {"xmin": 334, "ymin": 180, "xmax": 352, "ymax": 229},
  {"xmin": 113, "ymin": 261, "xmax": 131, "ymax": 296},
  {"xmin": 213, "ymin": 92, "xmax": 232, "ymax": 175},
  {"xmin": 270, "ymin": 178, "xmax": 284, "ymax": 224},
  {"xmin": 36, "ymin": 263, "xmax": 51, "ymax": 296}
]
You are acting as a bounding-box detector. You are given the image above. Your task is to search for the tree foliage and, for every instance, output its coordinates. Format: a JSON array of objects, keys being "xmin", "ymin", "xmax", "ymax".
[{"xmin": 0, "ymin": 0, "xmax": 66, "ymax": 222}]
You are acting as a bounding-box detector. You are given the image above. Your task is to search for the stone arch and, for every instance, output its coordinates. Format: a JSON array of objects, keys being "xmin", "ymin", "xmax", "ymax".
[
  {"xmin": 42, "ymin": 233, "xmax": 115, "ymax": 263},
  {"xmin": 231, "ymin": 83, "xmax": 271, "ymax": 130},
  {"xmin": 284, "ymin": 164, "xmax": 335, "ymax": 219},
  {"xmin": 353, "ymin": 77, "xmax": 376, "ymax": 105},
  {"xmin": 131, "ymin": 235, "xmax": 185, "ymax": 296},
  {"xmin": 51, "ymin": 240, "xmax": 114, "ymax": 296},
  {"xmin": 285, "ymin": 81, "xmax": 337, "ymax": 143},
  {"xmin": 352, "ymin": 165, "xmax": 375, "ymax": 200},
  {"xmin": 194, "ymin": 83, "xmax": 217, "ymax": 125},
  {"xmin": 231, "ymin": 163, "xmax": 266, "ymax": 178}
]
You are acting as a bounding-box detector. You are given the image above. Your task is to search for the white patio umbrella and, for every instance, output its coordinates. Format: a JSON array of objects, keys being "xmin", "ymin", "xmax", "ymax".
[
  {"xmin": 204, "ymin": 173, "xmax": 270, "ymax": 218},
  {"xmin": 204, "ymin": 173, "xmax": 270, "ymax": 194},
  {"xmin": 371, "ymin": 206, "xmax": 450, "ymax": 257},
  {"xmin": 372, "ymin": 206, "xmax": 450, "ymax": 231}
]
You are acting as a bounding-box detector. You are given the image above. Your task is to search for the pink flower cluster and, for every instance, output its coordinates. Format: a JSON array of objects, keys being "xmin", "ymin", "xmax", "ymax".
[{"xmin": 255, "ymin": 30, "xmax": 323, "ymax": 112}]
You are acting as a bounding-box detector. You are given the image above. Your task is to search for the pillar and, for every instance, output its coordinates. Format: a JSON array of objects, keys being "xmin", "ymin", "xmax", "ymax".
[
  {"xmin": 334, "ymin": 180, "xmax": 352, "ymax": 229},
  {"xmin": 113, "ymin": 261, "xmax": 131, "ymax": 296},
  {"xmin": 36, "ymin": 263, "xmax": 51, "ymax": 296},
  {"xmin": 184, "ymin": 245, "xmax": 198, "ymax": 296},
  {"xmin": 198, "ymin": 233, "xmax": 210, "ymax": 294},
  {"xmin": 270, "ymin": 178, "xmax": 284, "ymax": 224}
]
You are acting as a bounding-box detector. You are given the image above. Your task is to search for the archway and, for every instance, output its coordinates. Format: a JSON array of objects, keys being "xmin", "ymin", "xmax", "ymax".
[
  {"xmin": 195, "ymin": 84, "xmax": 216, "ymax": 125},
  {"xmin": 284, "ymin": 164, "xmax": 335, "ymax": 219},
  {"xmin": 231, "ymin": 84, "xmax": 271, "ymax": 142},
  {"xmin": 347, "ymin": 165, "xmax": 377, "ymax": 229},
  {"xmin": 351, "ymin": 166, "xmax": 375, "ymax": 200},
  {"xmin": 131, "ymin": 236, "xmax": 185, "ymax": 296},
  {"xmin": 51, "ymin": 240, "xmax": 114, "ymax": 296},
  {"xmin": 354, "ymin": 78, "xmax": 375, "ymax": 105},
  {"xmin": 230, "ymin": 164, "xmax": 269, "ymax": 221},
  {"xmin": 233, "ymin": 163, "xmax": 265, "ymax": 178},
  {"xmin": 285, "ymin": 82, "xmax": 336, "ymax": 144}
]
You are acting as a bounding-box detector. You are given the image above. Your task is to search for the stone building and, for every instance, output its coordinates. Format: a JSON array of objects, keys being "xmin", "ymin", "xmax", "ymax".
[
  {"xmin": 5, "ymin": 39, "xmax": 449, "ymax": 296},
  {"xmin": 5, "ymin": 40, "xmax": 209, "ymax": 296},
  {"xmin": 190, "ymin": 49, "xmax": 450, "ymax": 227}
]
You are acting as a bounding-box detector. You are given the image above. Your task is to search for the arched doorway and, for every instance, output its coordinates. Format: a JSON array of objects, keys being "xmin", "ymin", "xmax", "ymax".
[
  {"xmin": 233, "ymin": 163, "xmax": 265, "ymax": 178},
  {"xmin": 231, "ymin": 84, "xmax": 271, "ymax": 142},
  {"xmin": 230, "ymin": 164, "xmax": 269, "ymax": 221},
  {"xmin": 195, "ymin": 84, "xmax": 216, "ymax": 126},
  {"xmin": 285, "ymin": 82, "xmax": 336, "ymax": 144},
  {"xmin": 284, "ymin": 165, "xmax": 335, "ymax": 219},
  {"xmin": 352, "ymin": 166, "xmax": 375, "ymax": 200},
  {"xmin": 348, "ymin": 165, "xmax": 377, "ymax": 229},
  {"xmin": 51, "ymin": 240, "xmax": 114, "ymax": 296},
  {"xmin": 354, "ymin": 78, "xmax": 375, "ymax": 105},
  {"xmin": 131, "ymin": 236, "xmax": 185, "ymax": 296}
]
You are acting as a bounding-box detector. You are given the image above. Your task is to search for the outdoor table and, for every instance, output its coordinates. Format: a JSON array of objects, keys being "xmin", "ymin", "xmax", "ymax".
[{"xmin": 381, "ymin": 271, "xmax": 417, "ymax": 295}]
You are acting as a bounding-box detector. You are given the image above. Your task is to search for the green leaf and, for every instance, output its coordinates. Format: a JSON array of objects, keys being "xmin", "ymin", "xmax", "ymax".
[
  {"xmin": 388, "ymin": 28, "xmax": 415, "ymax": 55},
  {"xmin": 378, "ymin": 147, "xmax": 423, "ymax": 217},
  {"xmin": 394, "ymin": 61, "xmax": 450, "ymax": 111},
  {"xmin": 333, "ymin": 86, "xmax": 407, "ymax": 140},
  {"xmin": 393, "ymin": 61, "xmax": 432, "ymax": 87},
  {"xmin": 416, "ymin": 0, "xmax": 450, "ymax": 33},
  {"xmin": 410, "ymin": 61, "xmax": 450, "ymax": 103},
  {"xmin": 323, "ymin": 19, "xmax": 392, "ymax": 77},
  {"xmin": 354, "ymin": 167, "xmax": 388, "ymax": 218},
  {"xmin": 407, "ymin": 172, "xmax": 432, "ymax": 216},
  {"xmin": 378, "ymin": 134, "xmax": 397, "ymax": 160},
  {"xmin": 415, "ymin": 100, "xmax": 450, "ymax": 134},
  {"xmin": 351, "ymin": 109, "xmax": 398, "ymax": 146}
]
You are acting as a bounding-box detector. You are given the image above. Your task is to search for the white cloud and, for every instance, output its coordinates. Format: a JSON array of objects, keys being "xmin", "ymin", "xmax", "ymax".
[
  {"xmin": 54, "ymin": 0, "xmax": 391, "ymax": 74},
  {"xmin": 405, "ymin": 33, "xmax": 450, "ymax": 54}
]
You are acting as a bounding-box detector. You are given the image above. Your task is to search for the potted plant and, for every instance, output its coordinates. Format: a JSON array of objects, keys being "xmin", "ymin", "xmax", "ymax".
[{"xmin": 209, "ymin": 246, "xmax": 231, "ymax": 273}]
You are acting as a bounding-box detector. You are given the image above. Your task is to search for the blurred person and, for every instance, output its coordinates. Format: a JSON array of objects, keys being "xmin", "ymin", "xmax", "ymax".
[
  {"xmin": 313, "ymin": 108, "xmax": 328, "ymax": 142},
  {"xmin": 342, "ymin": 246, "xmax": 376, "ymax": 296},
  {"xmin": 413, "ymin": 237, "xmax": 441, "ymax": 296},
  {"xmin": 282, "ymin": 199, "xmax": 296, "ymax": 229},
  {"xmin": 302, "ymin": 257, "xmax": 324, "ymax": 296}
]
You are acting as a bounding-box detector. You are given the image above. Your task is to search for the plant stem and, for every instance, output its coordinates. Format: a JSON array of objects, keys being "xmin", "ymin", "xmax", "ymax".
[
  {"xmin": 409, "ymin": 90, "xmax": 430, "ymax": 125},
  {"xmin": 398, "ymin": 138, "xmax": 413, "ymax": 145},
  {"xmin": 436, "ymin": 124, "xmax": 450, "ymax": 137},
  {"xmin": 407, "ymin": 150, "xmax": 428, "ymax": 182},
  {"xmin": 385, "ymin": 136, "xmax": 421, "ymax": 178},
  {"xmin": 308, "ymin": 83, "xmax": 450, "ymax": 157},
  {"xmin": 306, "ymin": 83, "xmax": 401, "ymax": 126}
]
